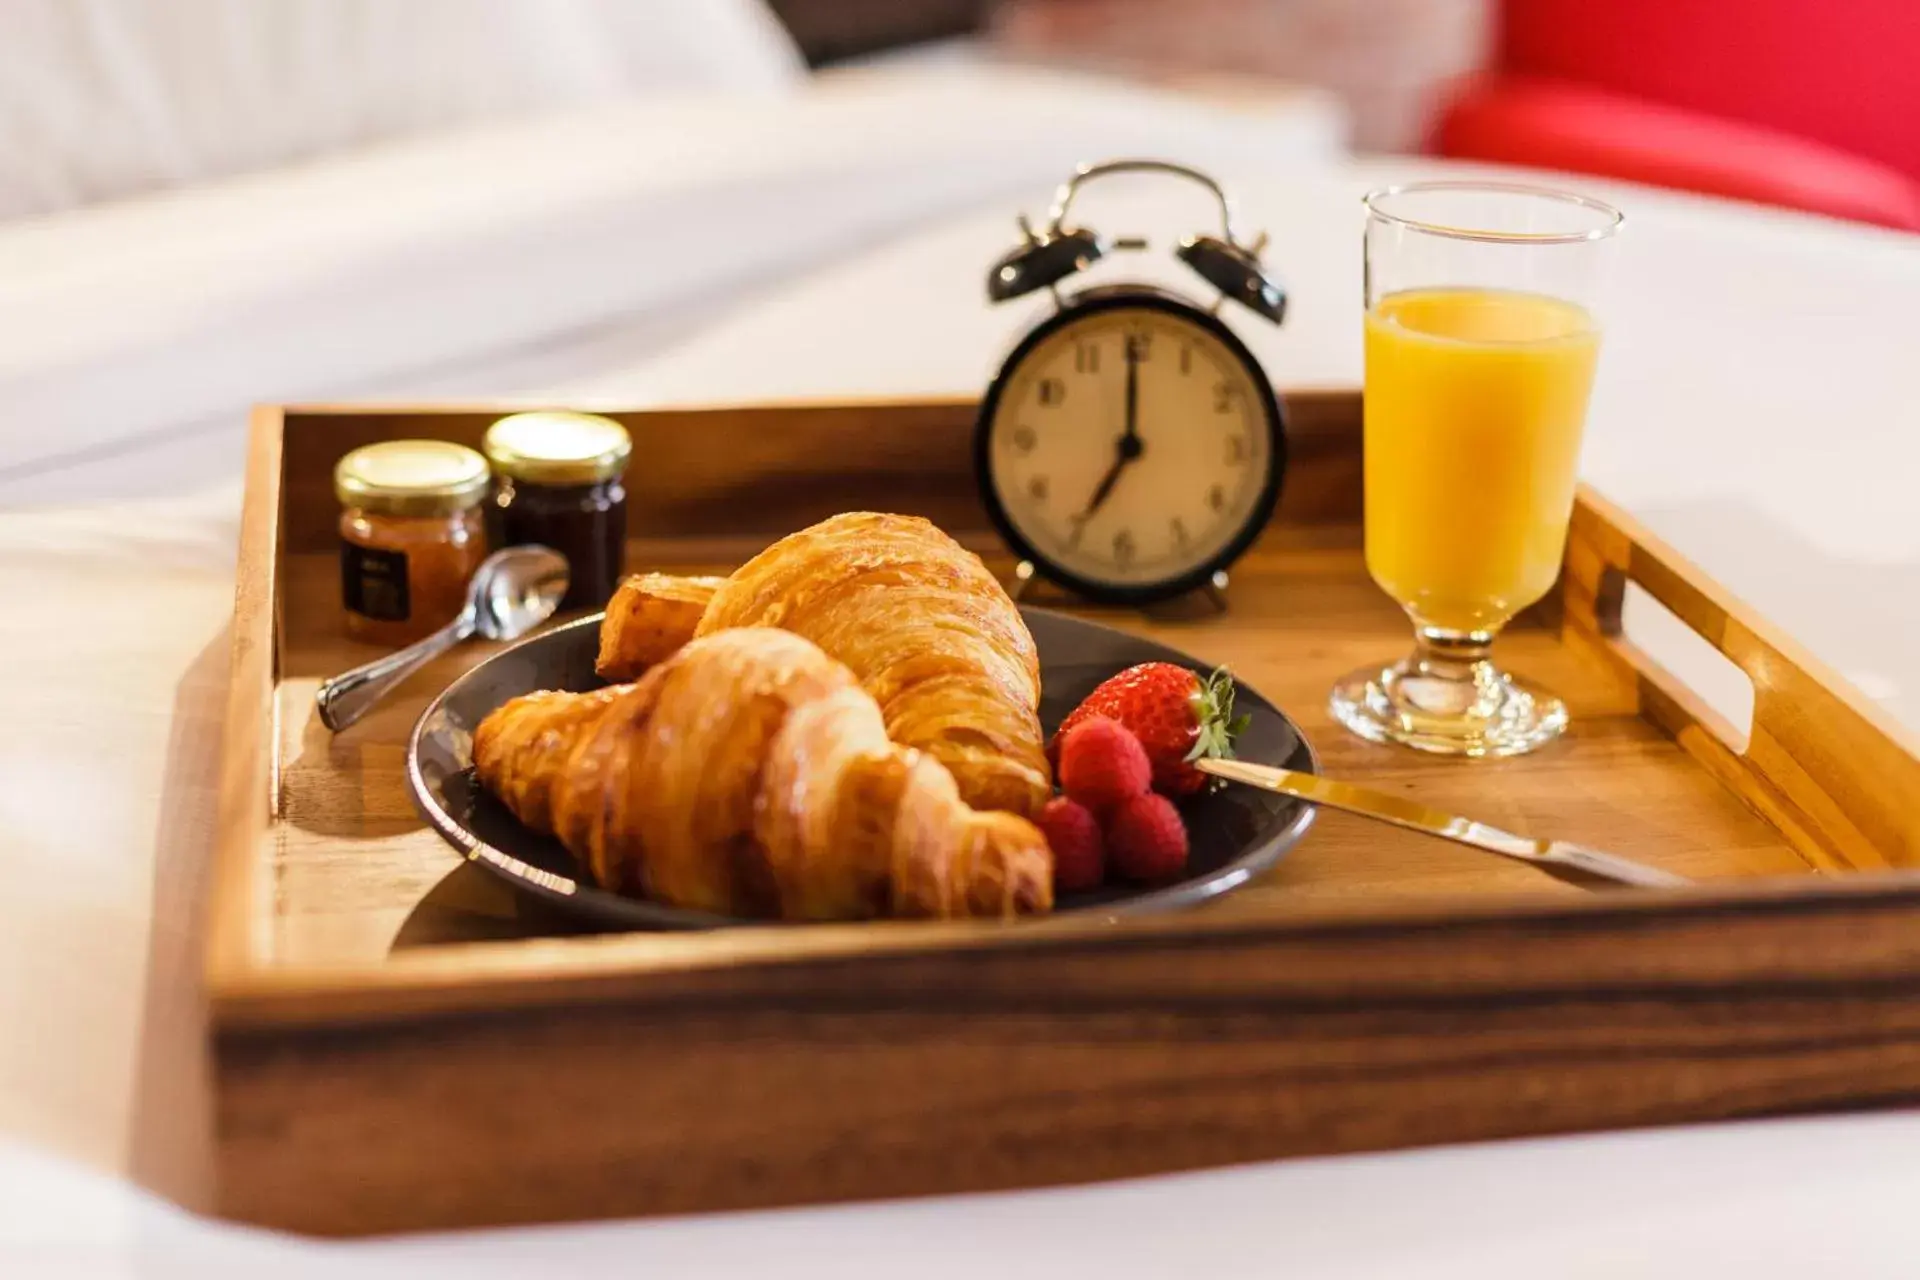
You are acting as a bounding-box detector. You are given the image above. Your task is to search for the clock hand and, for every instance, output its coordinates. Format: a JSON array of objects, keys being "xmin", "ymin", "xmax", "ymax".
[
  {"xmin": 1077, "ymin": 453, "xmax": 1128, "ymax": 522},
  {"xmin": 1071, "ymin": 339, "xmax": 1148, "ymax": 530},
  {"xmin": 1123, "ymin": 335, "xmax": 1141, "ymax": 451}
]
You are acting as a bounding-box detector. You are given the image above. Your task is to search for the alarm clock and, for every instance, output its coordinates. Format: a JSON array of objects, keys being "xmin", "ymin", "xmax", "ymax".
[{"xmin": 976, "ymin": 158, "xmax": 1288, "ymax": 608}]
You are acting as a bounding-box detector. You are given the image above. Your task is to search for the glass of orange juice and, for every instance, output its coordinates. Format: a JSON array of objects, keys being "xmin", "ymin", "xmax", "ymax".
[{"xmin": 1331, "ymin": 181, "xmax": 1622, "ymax": 756}]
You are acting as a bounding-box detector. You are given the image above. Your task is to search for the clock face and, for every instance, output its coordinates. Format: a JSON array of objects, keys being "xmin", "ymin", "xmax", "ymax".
[{"xmin": 979, "ymin": 295, "xmax": 1283, "ymax": 602}]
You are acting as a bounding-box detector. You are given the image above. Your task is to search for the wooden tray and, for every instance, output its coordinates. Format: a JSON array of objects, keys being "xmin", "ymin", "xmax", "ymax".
[{"xmin": 210, "ymin": 393, "xmax": 1920, "ymax": 1237}]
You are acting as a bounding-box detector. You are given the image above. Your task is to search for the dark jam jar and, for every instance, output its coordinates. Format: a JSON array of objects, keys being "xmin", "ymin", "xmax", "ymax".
[{"xmin": 482, "ymin": 411, "xmax": 631, "ymax": 611}]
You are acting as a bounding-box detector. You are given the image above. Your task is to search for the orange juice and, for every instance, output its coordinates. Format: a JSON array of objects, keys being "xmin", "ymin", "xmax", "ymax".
[{"xmin": 1363, "ymin": 287, "xmax": 1599, "ymax": 633}]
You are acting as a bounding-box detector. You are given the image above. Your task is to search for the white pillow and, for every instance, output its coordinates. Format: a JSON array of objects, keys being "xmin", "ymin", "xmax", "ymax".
[{"xmin": 0, "ymin": 0, "xmax": 803, "ymax": 218}]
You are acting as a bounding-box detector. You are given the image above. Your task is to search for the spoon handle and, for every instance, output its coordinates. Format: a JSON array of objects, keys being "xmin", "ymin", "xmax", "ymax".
[
  {"xmin": 316, "ymin": 608, "xmax": 477, "ymax": 732},
  {"xmin": 1197, "ymin": 758, "xmax": 1690, "ymax": 889}
]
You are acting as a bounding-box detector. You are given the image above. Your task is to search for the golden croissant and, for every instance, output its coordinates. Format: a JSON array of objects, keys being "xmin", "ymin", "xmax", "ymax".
[
  {"xmin": 474, "ymin": 627, "xmax": 1054, "ymax": 921},
  {"xmin": 597, "ymin": 512, "xmax": 1051, "ymax": 816}
]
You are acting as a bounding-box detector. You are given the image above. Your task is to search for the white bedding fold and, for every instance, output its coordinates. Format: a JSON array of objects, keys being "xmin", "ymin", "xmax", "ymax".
[{"xmin": 0, "ymin": 67, "xmax": 1340, "ymax": 476}]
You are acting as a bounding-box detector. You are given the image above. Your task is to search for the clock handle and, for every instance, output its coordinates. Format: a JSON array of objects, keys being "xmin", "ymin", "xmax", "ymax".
[
  {"xmin": 1046, "ymin": 158, "xmax": 1238, "ymax": 244},
  {"xmin": 1051, "ymin": 160, "xmax": 1285, "ymax": 325},
  {"xmin": 988, "ymin": 158, "xmax": 1284, "ymax": 323}
]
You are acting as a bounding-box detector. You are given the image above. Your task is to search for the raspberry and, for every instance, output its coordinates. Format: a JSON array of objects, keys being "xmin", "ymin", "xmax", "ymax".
[
  {"xmin": 1057, "ymin": 716, "xmax": 1152, "ymax": 815},
  {"xmin": 1107, "ymin": 792, "xmax": 1190, "ymax": 884},
  {"xmin": 1036, "ymin": 796, "xmax": 1105, "ymax": 893}
]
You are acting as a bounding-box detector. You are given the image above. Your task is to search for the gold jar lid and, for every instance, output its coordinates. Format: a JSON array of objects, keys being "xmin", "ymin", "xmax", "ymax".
[
  {"xmin": 483, "ymin": 411, "xmax": 632, "ymax": 486},
  {"xmin": 334, "ymin": 440, "xmax": 490, "ymax": 517}
]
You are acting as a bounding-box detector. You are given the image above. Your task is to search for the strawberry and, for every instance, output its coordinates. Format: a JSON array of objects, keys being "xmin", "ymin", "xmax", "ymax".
[
  {"xmin": 1107, "ymin": 792, "xmax": 1190, "ymax": 883},
  {"xmin": 1057, "ymin": 716, "xmax": 1152, "ymax": 815},
  {"xmin": 1052, "ymin": 663, "xmax": 1248, "ymax": 797},
  {"xmin": 1036, "ymin": 796, "xmax": 1105, "ymax": 893}
]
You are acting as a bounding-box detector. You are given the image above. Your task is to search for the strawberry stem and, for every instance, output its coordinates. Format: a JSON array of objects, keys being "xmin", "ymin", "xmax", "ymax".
[{"xmin": 1184, "ymin": 666, "xmax": 1249, "ymax": 763}]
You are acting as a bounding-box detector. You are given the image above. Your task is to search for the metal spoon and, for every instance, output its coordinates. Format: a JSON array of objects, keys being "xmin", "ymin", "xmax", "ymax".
[
  {"xmin": 1197, "ymin": 757, "xmax": 1690, "ymax": 889},
  {"xmin": 316, "ymin": 545, "xmax": 569, "ymax": 732}
]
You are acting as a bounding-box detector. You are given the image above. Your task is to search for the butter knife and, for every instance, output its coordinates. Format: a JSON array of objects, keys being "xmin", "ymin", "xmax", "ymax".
[{"xmin": 1197, "ymin": 757, "xmax": 1690, "ymax": 889}]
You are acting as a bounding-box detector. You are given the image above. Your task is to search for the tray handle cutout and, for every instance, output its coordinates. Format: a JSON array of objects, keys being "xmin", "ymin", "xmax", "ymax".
[
  {"xmin": 1616, "ymin": 577, "xmax": 1754, "ymax": 755},
  {"xmin": 1565, "ymin": 488, "xmax": 1920, "ymax": 873}
]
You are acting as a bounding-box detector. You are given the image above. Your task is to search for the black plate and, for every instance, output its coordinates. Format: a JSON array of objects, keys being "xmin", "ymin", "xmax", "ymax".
[{"xmin": 406, "ymin": 608, "xmax": 1318, "ymax": 930}]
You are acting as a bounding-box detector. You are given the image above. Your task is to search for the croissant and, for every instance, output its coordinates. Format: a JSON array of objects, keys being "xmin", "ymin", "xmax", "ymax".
[
  {"xmin": 596, "ymin": 513, "xmax": 1051, "ymax": 817},
  {"xmin": 597, "ymin": 572, "xmax": 727, "ymax": 671},
  {"xmin": 475, "ymin": 627, "xmax": 1054, "ymax": 921}
]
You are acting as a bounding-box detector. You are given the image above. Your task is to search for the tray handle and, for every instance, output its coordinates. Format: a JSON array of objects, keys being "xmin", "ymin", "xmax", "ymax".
[{"xmin": 1561, "ymin": 486, "xmax": 1920, "ymax": 873}]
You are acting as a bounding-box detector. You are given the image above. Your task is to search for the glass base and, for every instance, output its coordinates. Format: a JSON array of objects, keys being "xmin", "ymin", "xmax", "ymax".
[{"xmin": 1329, "ymin": 639, "xmax": 1567, "ymax": 758}]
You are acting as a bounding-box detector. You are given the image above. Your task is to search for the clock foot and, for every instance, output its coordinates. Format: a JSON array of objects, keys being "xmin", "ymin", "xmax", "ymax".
[
  {"xmin": 1204, "ymin": 569, "xmax": 1231, "ymax": 613},
  {"xmin": 1008, "ymin": 560, "xmax": 1038, "ymax": 603}
]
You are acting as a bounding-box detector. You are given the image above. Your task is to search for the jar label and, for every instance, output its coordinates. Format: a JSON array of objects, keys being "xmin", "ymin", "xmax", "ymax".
[{"xmin": 341, "ymin": 543, "xmax": 411, "ymax": 621}]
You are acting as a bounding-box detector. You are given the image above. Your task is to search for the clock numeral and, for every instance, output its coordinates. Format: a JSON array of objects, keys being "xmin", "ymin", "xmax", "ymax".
[
  {"xmin": 1124, "ymin": 332, "xmax": 1151, "ymax": 362},
  {"xmin": 1112, "ymin": 528, "xmax": 1137, "ymax": 568},
  {"xmin": 1212, "ymin": 382, "xmax": 1239, "ymax": 414},
  {"xmin": 1179, "ymin": 345, "xmax": 1193, "ymax": 375},
  {"xmin": 1026, "ymin": 474, "xmax": 1050, "ymax": 503},
  {"xmin": 1074, "ymin": 342, "xmax": 1101, "ymax": 374},
  {"xmin": 1207, "ymin": 483, "xmax": 1227, "ymax": 513},
  {"xmin": 1010, "ymin": 424, "xmax": 1037, "ymax": 454},
  {"xmin": 1225, "ymin": 434, "xmax": 1248, "ymax": 466},
  {"xmin": 1036, "ymin": 377, "xmax": 1065, "ymax": 406},
  {"xmin": 1170, "ymin": 516, "xmax": 1190, "ymax": 548}
]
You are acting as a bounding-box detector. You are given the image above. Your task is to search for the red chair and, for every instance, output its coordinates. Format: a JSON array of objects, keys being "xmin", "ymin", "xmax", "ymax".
[{"xmin": 1429, "ymin": 0, "xmax": 1920, "ymax": 231}]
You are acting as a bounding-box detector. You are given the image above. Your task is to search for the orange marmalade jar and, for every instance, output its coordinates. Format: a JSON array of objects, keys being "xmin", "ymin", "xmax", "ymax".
[{"xmin": 334, "ymin": 440, "xmax": 490, "ymax": 645}]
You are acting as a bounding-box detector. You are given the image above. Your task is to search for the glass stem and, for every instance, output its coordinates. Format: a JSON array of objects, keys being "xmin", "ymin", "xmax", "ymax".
[{"xmin": 1411, "ymin": 625, "xmax": 1498, "ymax": 683}]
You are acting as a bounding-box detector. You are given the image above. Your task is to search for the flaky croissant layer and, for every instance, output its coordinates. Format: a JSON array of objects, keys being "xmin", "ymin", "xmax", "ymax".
[
  {"xmin": 596, "ymin": 513, "xmax": 1051, "ymax": 817},
  {"xmin": 475, "ymin": 628, "xmax": 1053, "ymax": 921}
]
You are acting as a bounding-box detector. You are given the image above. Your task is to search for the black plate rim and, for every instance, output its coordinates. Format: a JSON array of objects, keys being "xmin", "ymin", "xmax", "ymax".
[{"xmin": 404, "ymin": 608, "xmax": 1319, "ymax": 930}]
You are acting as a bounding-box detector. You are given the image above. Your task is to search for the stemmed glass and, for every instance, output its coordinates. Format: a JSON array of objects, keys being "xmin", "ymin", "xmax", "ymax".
[{"xmin": 1330, "ymin": 181, "xmax": 1622, "ymax": 756}]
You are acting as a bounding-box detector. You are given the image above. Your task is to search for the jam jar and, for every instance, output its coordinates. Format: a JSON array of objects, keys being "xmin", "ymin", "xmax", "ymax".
[
  {"xmin": 482, "ymin": 411, "xmax": 631, "ymax": 611},
  {"xmin": 334, "ymin": 440, "xmax": 490, "ymax": 646}
]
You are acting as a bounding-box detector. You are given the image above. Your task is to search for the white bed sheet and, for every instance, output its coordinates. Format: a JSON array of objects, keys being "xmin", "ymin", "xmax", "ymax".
[{"xmin": 0, "ymin": 60, "xmax": 1341, "ymax": 494}]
